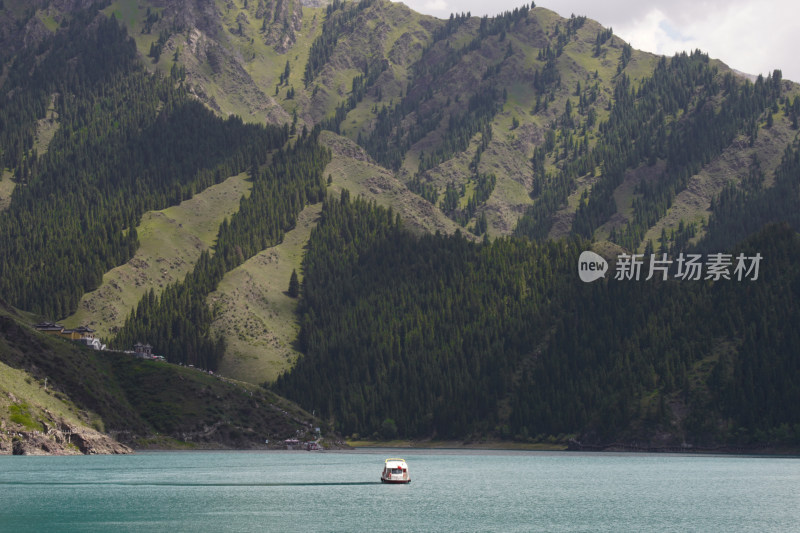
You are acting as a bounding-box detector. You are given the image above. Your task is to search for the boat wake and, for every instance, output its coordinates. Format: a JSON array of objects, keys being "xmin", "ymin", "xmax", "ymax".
[{"xmin": 0, "ymin": 481, "xmax": 383, "ymax": 487}]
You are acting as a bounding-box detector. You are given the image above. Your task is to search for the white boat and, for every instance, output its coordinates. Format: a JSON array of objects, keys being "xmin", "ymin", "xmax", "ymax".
[{"xmin": 380, "ymin": 458, "xmax": 410, "ymax": 484}]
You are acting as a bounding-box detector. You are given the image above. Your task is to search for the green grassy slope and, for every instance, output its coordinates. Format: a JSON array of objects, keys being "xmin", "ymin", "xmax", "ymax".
[
  {"xmin": 307, "ymin": 0, "xmax": 435, "ymax": 128},
  {"xmin": 0, "ymin": 170, "xmax": 13, "ymax": 212},
  {"xmin": 0, "ymin": 358, "xmax": 102, "ymax": 454},
  {"xmin": 33, "ymin": 94, "xmax": 60, "ymax": 155},
  {"xmin": 64, "ymin": 173, "xmax": 253, "ymax": 339},
  {"xmin": 321, "ymin": 131, "xmax": 466, "ymax": 235},
  {"xmin": 102, "ymin": 0, "xmax": 315, "ymax": 124},
  {"xmin": 210, "ymin": 202, "xmax": 321, "ymax": 384}
]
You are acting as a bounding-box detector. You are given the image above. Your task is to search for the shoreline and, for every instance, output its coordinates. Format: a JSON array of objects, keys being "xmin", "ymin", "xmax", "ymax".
[
  {"xmin": 345, "ymin": 440, "xmax": 800, "ymax": 456},
  {"xmin": 345, "ymin": 439, "xmax": 568, "ymax": 451},
  {"xmin": 7, "ymin": 432, "xmax": 797, "ymax": 456}
]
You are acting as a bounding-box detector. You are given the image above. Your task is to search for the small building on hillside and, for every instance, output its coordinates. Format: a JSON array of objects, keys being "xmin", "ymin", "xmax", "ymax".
[
  {"xmin": 73, "ymin": 325, "xmax": 95, "ymax": 339},
  {"xmin": 33, "ymin": 322, "xmax": 66, "ymax": 335},
  {"xmin": 60, "ymin": 326, "xmax": 95, "ymax": 341},
  {"xmin": 133, "ymin": 342, "xmax": 153, "ymax": 358},
  {"xmin": 34, "ymin": 322, "xmax": 104, "ymax": 350},
  {"xmin": 77, "ymin": 337, "xmax": 107, "ymax": 351}
]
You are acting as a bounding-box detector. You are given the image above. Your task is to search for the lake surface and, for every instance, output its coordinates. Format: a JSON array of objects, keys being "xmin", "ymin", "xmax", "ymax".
[{"xmin": 1, "ymin": 449, "xmax": 798, "ymax": 532}]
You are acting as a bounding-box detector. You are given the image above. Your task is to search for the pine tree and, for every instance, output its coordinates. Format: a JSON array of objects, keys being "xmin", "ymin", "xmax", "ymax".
[{"xmin": 288, "ymin": 269, "xmax": 300, "ymax": 297}]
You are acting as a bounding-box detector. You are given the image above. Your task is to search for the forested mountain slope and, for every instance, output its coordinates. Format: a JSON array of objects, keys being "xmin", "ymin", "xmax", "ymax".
[
  {"xmin": 1, "ymin": 0, "xmax": 799, "ymax": 448},
  {"xmin": 82, "ymin": 0, "xmax": 800, "ymax": 246},
  {"xmin": 0, "ymin": 8, "xmax": 288, "ymax": 320},
  {"xmin": 277, "ymin": 187, "xmax": 800, "ymax": 447}
]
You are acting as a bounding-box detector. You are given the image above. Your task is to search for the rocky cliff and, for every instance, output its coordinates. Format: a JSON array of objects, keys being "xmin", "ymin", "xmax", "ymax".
[{"xmin": 1, "ymin": 400, "xmax": 132, "ymax": 455}]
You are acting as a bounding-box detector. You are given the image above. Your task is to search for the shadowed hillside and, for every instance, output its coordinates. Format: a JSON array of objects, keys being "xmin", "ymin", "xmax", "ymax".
[{"xmin": 0, "ymin": 300, "xmax": 334, "ymax": 452}]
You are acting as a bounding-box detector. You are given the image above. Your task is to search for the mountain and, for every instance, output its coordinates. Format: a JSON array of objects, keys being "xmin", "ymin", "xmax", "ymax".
[{"xmin": 1, "ymin": 0, "xmax": 799, "ymax": 450}]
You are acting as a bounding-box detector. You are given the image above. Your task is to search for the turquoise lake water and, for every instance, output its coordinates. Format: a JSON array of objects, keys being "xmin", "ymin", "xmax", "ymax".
[{"xmin": 1, "ymin": 449, "xmax": 798, "ymax": 532}]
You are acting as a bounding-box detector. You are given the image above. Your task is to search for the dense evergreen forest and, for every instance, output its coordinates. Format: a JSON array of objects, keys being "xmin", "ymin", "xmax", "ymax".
[
  {"xmin": 277, "ymin": 188, "xmax": 800, "ymax": 446},
  {"xmin": 0, "ymin": 10, "xmax": 288, "ymax": 318}
]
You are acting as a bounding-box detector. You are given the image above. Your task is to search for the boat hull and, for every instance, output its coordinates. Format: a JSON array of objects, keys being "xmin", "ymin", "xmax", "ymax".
[{"xmin": 381, "ymin": 478, "xmax": 411, "ymax": 484}]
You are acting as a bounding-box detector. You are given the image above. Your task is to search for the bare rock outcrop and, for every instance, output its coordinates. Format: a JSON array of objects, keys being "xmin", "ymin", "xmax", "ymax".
[{"xmin": 2, "ymin": 413, "xmax": 132, "ymax": 456}]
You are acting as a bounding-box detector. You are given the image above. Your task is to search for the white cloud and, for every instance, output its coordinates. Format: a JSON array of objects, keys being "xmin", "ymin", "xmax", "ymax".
[
  {"xmin": 425, "ymin": 0, "xmax": 449, "ymax": 11},
  {"xmin": 399, "ymin": 0, "xmax": 449, "ymax": 14},
  {"xmin": 614, "ymin": 1, "xmax": 794, "ymax": 80}
]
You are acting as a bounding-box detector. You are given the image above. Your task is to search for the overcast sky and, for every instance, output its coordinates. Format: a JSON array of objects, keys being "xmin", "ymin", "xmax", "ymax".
[{"xmin": 394, "ymin": 0, "xmax": 798, "ymax": 83}]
